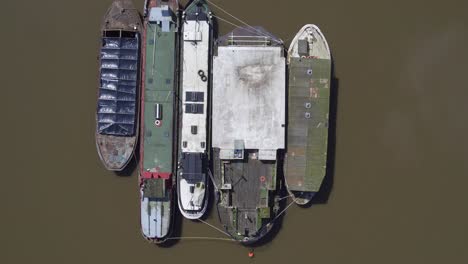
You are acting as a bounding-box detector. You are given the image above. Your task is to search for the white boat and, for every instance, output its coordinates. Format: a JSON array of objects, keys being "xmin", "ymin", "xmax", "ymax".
[{"xmin": 176, "ymin": 0, "xmax": 212, "ymax": 220}]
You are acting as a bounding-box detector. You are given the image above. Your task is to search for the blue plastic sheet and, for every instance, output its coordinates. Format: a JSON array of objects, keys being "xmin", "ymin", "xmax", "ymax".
[{"xmin": 97, "ymin": 37, "xmax": 139, "ymax": 136}]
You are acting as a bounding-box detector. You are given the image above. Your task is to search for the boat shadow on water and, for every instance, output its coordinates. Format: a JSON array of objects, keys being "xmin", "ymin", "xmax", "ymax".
[{"xmin": 301, "ymin": 57, "xmax": 339, "ymax": 208}]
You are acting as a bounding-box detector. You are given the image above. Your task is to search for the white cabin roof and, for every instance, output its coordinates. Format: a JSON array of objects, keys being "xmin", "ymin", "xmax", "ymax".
[
  {"xmin": 212, "ymin": 46, "xmax": 285, "ymax": 160},
  {"xmin": 180, "ymin": 20, "xmax": 210, "ymax": 153}
]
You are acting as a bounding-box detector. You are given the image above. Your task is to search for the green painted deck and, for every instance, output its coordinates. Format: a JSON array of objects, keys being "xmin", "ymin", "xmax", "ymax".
[
  {"xmin": 285, "ymin": 57, "xmax": 331, "ymax": 192},
  {"xmin": 142, "ymin": 22, "xmax": 176, "ymax": 173},
  {"xmin": 142, "ymin": 178, "xmax": 166, "ymax": 198}
]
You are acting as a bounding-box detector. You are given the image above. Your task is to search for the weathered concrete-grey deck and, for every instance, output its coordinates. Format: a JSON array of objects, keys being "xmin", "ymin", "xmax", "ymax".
[
  {"xmin": 285, "ymin": 58, "xmax": 330, "ymax": 192},
  {"xmin": 212, "ymin": 46, "xmax": 286, "ymax": 152},
  {"xmin": 213, "ymin": 149, "xmax": 275, "ymax": 238}
]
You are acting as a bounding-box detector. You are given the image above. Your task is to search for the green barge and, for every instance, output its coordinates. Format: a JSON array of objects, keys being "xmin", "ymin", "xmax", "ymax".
[
  {"xmin": 285, "ymin": 24, "xmax": 331, "ymax": 205},
  {"xmin": 139, "ymin": 0, "xmax": 179, "ymax": 243}
]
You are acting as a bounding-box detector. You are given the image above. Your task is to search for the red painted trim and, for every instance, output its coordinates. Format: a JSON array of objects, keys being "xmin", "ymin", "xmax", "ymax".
[
  {"xmin": 138, "ymin": 8, "xmax": 148, "ymax": 179},
  {"xmin": 141, "ymin": 171, "xmax": 171, "ymax": 179}
]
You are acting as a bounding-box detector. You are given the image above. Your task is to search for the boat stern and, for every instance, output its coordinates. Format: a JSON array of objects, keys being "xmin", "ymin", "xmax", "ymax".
[
  {"xmin": 177, "ymin": 153, "xmax": 209, "ymax": 220},
  {"xmin": 95, "ymin": 134, "xmax": 136, "ymax": 171},
  {"xmin": 288, "ymin": 24, "xmax": 331, "ymax": 60},
  {"xmin": 140, "ymin": 179, "xmax": 172, "ymax": 243},
  {"xmin": 177, "ymin": 179, "xmax": 209, "ymax": 220},
  {"xmin": 102, "ymin": 0, "xmax": 142, "ymax": 32}
]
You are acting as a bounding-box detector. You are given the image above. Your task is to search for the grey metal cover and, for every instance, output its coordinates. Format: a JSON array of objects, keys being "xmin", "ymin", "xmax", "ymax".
[
  {"xmin": 181, "ymin": 153, "xmax": 205, "ymax": 184},
  {"xmin": 298, "ymin": 39, "xmax": 308, "ymax": 56},
  {"xmin": 185, "ymin": 103, "xmax": 204, "ymax": 114},
  {"xmin": 98, "ymin": 36, "xmax": 139, "ymax": 136},
  {"xmin": 186, "ymin": 91, "xmax": 204, "ymax": 102}
]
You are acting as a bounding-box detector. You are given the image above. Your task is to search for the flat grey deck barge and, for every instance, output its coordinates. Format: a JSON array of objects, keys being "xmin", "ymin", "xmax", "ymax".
[{"xmin": 211, "ymin": 27, "xmax": 285, "ymax": 244}]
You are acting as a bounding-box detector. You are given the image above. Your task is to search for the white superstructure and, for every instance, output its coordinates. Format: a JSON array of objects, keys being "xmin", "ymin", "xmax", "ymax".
[
  {"xmin": 180, "ymin": 20, "xmax": 209, "ymax": 153},
  {"xmin": 177, "ymin": 11, "xmax": 211, "ymax": 220}
]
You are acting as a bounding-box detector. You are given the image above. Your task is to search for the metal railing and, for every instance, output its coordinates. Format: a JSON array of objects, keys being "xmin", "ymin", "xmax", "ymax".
[{"xmin": 226, "ymin": 35, "xmax": 271, "ymax": 46}]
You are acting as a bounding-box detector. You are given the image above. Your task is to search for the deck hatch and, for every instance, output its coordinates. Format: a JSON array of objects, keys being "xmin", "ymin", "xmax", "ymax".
[
  {"xmin": 185, "ymin": 91, "xmax": 204, "ymax": 102},
  {"xmin": 181, "ymin": 153, "xmax": 205, "ymax": 183},
  {"xmin": 185, "ymin": 103, "xmax": 204, "ymax": 114},
  {"xmin": 142, "ymin": 179, "xmax": 165, "ymax": 199},
  {"xmin": 298, "ymin": 39, "xmax": 309, "ymax": 56},
  {"xmin": 98, "ymin": 36, "xmax": 139, "ymax": 136}
]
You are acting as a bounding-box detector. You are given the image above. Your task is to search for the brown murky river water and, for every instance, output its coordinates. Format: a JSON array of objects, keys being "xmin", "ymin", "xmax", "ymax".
[{"xmin": 2, "ymin": 0, "xmax": 468, "ymax": 263}]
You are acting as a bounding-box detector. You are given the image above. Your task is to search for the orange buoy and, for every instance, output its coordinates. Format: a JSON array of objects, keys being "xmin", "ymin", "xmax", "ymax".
[{"xmin": 248, "ymin": 250, "xmax": 254, "ymax": 258}]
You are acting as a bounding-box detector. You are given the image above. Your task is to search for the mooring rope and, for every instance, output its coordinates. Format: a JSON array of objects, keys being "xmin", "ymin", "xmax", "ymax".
[
  {"xmin": 206, "ymin": 0, "xmax": 283, "ymax": 45},
  {"xmin": 165, "ymin": 197, "xmax": 297, "ymax": 243},
  {"xmin": 250, "ymin": 196, "xmax": 297, "ymax": 236},
  {"xmin": 207, "ymin": 168, "xmax": 219, "ymax": 191},
  {"xmin": 277, "ymin": 194, "xmax": 293, "ymax": 201},
  {"xmin": 211, "ymin": 14, "xmax": 263, "ymax": 37},
  {"xmin": 198, "ymin": 218, "xmax": 233, "ymax": 238},
  {"xmin": 166, "ymin": 236, "xmax": 236, "ymax": 241},
  {"xmin": 206, "ymin": 0, "xmax": 271, "ymax": 39},
  {"xmin": 164, "ymin": 219, "xmax": 236, "ymax": 242},
  {"xmin": 270, "ymin": 197, "xmax": 297, "ymax": 223}
]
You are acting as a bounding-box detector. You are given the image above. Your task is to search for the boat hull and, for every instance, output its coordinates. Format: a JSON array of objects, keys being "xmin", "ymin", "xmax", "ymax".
[
  {"xmin": 176, "ymin": 0, "xmax": 212, "ymax": 220},
  {"xmin": 96, "ymin": 134, "xmax": 137, "ymax": 171},
  {"xmin": 96, "ymin": 0, "xmax": 142, "ymax": 171},
  {"xmin": 211, "ymin": 26, "xmax": 285, "ymax": 244},
  {"xmin": 138, "ymin": 0, "xmax": 179, "ymax": 244},
  {"xmin": 285, "ymin": 24, "xmax": 331, "ymax": 205}
]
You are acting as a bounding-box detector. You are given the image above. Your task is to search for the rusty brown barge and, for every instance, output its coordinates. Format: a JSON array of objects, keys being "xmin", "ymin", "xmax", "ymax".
[{"xmin": 96, "ymin": 0, "xmax": 142, "ymax": 171}]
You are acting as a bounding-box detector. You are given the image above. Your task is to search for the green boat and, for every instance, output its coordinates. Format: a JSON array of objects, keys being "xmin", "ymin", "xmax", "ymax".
[
  {"xmin": 284, "ymin": 24, "xmax": 331, "ymax": 205},
  {"xmin": 139, "ymin": 0, "xmax": 179, "ymax": 243}
]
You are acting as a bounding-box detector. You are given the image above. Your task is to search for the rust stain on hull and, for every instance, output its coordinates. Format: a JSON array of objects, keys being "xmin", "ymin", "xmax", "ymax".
[
  {"xmin": 95, "ymin": 0, "xmax": 142, "ymax": 171},
  {"xmin": 96, "ymin": 134, "xmax": 136, "ymax": 171}
]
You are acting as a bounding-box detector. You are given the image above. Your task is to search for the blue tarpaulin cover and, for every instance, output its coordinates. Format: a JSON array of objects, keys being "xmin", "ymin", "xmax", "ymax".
[{"xmin": 98, "ymin": 36, "xmax": 139, "ymax": 136}]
